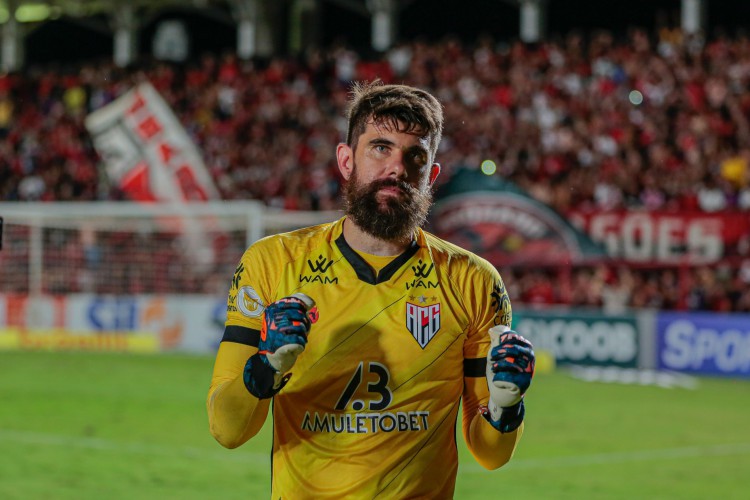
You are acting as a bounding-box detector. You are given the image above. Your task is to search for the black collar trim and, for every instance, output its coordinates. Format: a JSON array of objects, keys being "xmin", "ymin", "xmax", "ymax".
[{"xmin": 335, "ymin": 233, "xmax": 420, "ymax": 285}]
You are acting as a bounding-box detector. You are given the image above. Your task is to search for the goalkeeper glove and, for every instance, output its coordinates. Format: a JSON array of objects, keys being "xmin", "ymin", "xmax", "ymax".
[
  {"xmin": 483, "ymin": 325, "xmax": 535, "ymax": 433},
  {"xmin": 243, "ymin": 293, "xmax": 315, "ymax": 399}
]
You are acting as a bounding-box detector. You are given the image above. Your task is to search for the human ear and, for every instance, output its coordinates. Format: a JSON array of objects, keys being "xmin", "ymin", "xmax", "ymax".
[
  {"xmin": 336, "ymin": 143, "xmax": 354, "ymax": 180},
  {"xmin": 429, "ymin": 163, "xmax": 441, "ymax": 185}
]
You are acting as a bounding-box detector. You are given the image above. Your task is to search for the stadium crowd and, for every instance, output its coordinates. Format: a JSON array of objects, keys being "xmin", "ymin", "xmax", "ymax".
[{"xmin": 1, "ymin": 27, "xmax": 750, "ymax": 311}]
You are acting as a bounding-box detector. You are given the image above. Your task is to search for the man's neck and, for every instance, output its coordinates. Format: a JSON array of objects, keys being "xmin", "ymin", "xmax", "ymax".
[{"xmin": 342, "ymin": 218, "xmax": 413, "ymax": 256}]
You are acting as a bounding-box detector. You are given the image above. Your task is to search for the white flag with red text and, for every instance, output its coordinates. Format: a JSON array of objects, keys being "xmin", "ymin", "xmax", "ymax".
[
  {"xmin": 85, "ymin": 81, "xmax": 219, "ymax": 202},
  {"xmin": 85, "ymin": 82, "xmax": 221, "ymax": 271}
]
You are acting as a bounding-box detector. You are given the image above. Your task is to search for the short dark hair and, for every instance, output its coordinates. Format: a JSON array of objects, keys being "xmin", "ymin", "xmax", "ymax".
[{"xmin": 345, "ymin": 81, "xmax": 444, "ymax": 161}]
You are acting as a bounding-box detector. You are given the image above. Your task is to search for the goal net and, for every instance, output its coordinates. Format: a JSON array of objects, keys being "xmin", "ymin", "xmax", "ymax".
[{"xmin": 0, "ymin": 202, "xmax": 340, "ymax": 295}]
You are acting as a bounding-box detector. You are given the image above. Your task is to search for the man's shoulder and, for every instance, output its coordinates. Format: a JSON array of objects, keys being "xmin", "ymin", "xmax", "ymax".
[
  {"xmin": 422, "ymin": 229, "xmax": 486, "ymax": 262},
  {"xmin": 248, "ymin": 218, "xmax": 341, "ymax": 257},
  {"xmin": 421, "ymin": 229, "xmax": 499, "ymax": 277}
]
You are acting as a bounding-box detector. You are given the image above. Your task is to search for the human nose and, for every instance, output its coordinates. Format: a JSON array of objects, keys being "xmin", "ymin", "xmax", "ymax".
[{"xmin": 385, "ymin": 150, "xmax": 407, "ymax": 178}]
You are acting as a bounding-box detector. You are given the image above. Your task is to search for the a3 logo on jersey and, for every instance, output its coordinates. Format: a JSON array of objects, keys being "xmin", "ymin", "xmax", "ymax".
[{"xmin": 406, "ymin": 299, "xmax": 441, "ymax": 348}]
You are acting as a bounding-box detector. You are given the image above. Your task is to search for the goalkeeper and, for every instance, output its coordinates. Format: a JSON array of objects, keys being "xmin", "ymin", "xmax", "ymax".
[{"xmin": 207, "ymin": 81, "xmax": 535, "ymax": 498}]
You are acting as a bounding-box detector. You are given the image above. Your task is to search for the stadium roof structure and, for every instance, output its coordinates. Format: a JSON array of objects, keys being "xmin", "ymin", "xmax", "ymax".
[
  {"xmin": 2, "ymin": 0, "xmax": 396, "ymax": 70},
  {"xmin": 1, "ymin": 0, "xmax": 245, "ymax": 70},
  {"xmin": 0, "ymin": 0, "xmax": 223, "ymax": 20},
  {"xmin": 0, "ymin": 0, "xmax": 714, "ymax": 71}
]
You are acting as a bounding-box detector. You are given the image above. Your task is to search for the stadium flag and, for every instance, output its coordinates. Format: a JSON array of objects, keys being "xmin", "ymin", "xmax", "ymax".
[
  {"xmin": 85, "ymin": 81, "xmax": 220, "ymax": 202},
  {"xmin": 85, "ymin": 82, "xmax": 221, "ymax": 270},
  {"xmin": 430, "ymin": 168, "xmax": 607, "ymax": 267}
]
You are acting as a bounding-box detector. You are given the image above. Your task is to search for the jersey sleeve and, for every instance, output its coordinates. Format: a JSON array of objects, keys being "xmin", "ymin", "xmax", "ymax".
[
  {"xmin": 225, "ymin": 240, "xmax": 280, "ymax": 332},
  {"xmin": 460, "ymin": 255, "xmax": 512, "ymax": 368},
  {"xmin": 459, "ymin": 257, "xmax": 522, "ymax": 469}
]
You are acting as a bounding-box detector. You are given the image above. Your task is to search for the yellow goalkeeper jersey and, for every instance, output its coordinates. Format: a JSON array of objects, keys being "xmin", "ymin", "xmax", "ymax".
[{"xmin": 208, "ymin": 217, "xmax": 521, "ymax": 498}]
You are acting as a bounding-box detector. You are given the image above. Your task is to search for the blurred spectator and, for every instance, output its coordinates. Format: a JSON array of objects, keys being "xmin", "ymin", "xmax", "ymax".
[
  {"xmin": 519, "ymin": 270, "xmax": 558, "ymax": 306},
  {"xmin": 3, "ymin": 30, "xmax": 750, "ymax": 213},
  {"xmin": 4, "ymin": 30, "xmax": 750, "ymax": 311},
  {"xmin": 601, "ymin": 266, "xmax": 633, "ymax": 313}
]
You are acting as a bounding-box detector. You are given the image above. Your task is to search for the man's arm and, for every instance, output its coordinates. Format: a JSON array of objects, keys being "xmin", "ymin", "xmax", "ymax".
[
  {"xmin": 207, "ymin": 295, "xmax": 314, "ymax": 449},
  {"xmin": 458, "ymin": 259, "xmax": 534, "ymax": 469},
  {"xmin": 461, "ymin": 363, "xmax": 524, "ymax": 470},
  {"xmin": 207, "ymin": 339, "xmax": 270, "ymax": 449}
]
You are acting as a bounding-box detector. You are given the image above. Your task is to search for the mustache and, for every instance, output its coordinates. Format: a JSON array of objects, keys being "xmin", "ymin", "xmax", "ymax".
[
  {"xmin": 345, "ymin": 172, "xmax": 432, "ymax": 241},
  {"xmin": 367, "ymin": 178, "xmax": 416, "ymax": 194}
]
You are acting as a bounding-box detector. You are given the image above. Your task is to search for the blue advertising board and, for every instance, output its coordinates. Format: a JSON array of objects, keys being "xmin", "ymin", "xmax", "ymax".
[{"xmin": 657, "ymin": 312, "xmax": 750, "ymax": 377}]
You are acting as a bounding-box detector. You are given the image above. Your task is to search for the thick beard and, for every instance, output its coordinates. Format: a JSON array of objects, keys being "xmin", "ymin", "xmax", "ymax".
[{"xmin": 344, "ymin": 169, "xmax": 433, "ymax": 242}]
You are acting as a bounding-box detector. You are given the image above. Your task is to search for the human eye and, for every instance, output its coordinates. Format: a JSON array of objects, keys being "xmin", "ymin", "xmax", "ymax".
[
  {"xmin": 409, "ymin": 150, "xmax": 428, "ymax": 166},
  {"xmin": 371, "ymin": 143, "xmax": 390, "ymax": 155}
]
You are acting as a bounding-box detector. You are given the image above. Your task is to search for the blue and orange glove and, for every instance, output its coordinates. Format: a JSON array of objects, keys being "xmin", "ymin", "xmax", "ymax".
[
  {"xmin": 483, "ymin": 326, "xmax": 535, "ymax": 433},
  {"xmin": 243, "ymin": 293, "xmax": 315, "ymax": 399}
]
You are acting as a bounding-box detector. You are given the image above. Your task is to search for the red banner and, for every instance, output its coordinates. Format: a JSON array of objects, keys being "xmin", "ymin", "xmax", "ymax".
[{"xmin": 568, "ymin": 210, "xmax": 750, "ymax": 265}]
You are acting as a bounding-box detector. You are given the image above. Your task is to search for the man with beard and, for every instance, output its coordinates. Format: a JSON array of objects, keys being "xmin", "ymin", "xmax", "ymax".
[{"xmin": 207, "ymin": 82, "xmax": 534, "ymax": 498}]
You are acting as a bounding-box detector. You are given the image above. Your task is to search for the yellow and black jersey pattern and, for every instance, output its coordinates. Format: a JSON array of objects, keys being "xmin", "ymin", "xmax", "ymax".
[{"xmin": 220, "ymin": 217, "xmax": 513, "ymax": 498}]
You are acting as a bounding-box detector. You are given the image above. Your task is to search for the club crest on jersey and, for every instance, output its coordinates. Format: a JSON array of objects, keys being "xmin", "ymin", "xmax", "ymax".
[{"xmin": 406, "ymin": 302, "xmax": 441, "ymax": 348}]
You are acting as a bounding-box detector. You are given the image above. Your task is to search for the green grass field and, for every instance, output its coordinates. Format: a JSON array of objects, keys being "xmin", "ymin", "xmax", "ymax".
[{"xmin": 1, "ymin": 351, "xmax": 749, "ymax": 499}]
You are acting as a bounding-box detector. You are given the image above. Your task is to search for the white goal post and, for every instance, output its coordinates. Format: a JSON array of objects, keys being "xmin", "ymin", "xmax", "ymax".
[{"xmin": 0, "ymin": 202, "xmax": 341, "ymax": 295}]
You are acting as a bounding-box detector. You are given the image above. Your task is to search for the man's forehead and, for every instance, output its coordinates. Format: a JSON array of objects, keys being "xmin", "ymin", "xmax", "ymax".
[{"xmin": 365, "ymin": 118, "xmax": 430, "ymax": 146}]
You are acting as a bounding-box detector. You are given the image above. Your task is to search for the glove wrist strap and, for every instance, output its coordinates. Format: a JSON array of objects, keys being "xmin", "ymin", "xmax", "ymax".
[
  {"xmin": 243, "ymin": 353, "xmax": 291, "ymax": 399},
  {"xmin": 480, "ymin": 399, "xmax": 525, "ymax": 433}
]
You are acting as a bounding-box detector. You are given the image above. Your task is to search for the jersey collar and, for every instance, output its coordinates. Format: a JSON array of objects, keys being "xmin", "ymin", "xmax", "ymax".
[{"xmin": 334, "ymin": 222, "xmax": 421, "ymax": 285}]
